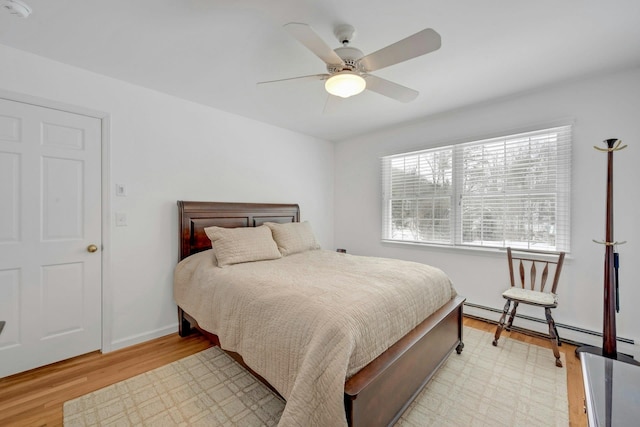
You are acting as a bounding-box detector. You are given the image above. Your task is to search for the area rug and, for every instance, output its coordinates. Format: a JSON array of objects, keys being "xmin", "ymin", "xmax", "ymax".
[{"xmin": 63, "ymin": 327, "xmax": 568, "ymax": 426}]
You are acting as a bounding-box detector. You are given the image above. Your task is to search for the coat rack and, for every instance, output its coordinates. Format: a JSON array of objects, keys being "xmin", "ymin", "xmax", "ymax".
[{"xmin": 577, "ymin": 138, "xmax": 638, "ymax": 365}]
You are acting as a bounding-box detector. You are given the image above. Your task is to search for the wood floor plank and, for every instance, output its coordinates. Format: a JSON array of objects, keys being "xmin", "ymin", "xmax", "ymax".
[
  {"xmin": 0, "ymin": 318, "xmax": 587, "ymax": 426},
  {"xmin": 0, "ymin": 333, "xmax": 211, "ymax": 426}
]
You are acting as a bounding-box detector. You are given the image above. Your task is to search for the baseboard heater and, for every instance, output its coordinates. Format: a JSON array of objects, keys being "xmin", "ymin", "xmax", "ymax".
[{"xmin": 464, "ymin": 302, "xmax": 635, "ymax": 346}]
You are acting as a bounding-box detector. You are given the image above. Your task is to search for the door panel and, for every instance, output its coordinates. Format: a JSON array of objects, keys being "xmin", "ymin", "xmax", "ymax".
[
  {"xmin": 0, "ymin": 152, "xmax": 20, "ymax": 242},
  {"xmin": 0, "ymin": 98, "xmax": 102, "ymax": 378},
  {"xmin": 41, "ymin": 262, "xmax": 85, "ymax": 338},
  {"xmin": 0, "ymin": 115, "xmax": 21, "ymax": 141},
  {"xmin": 42, "ymin": 157, "xmax": 83, "ymax": 240},
  {"xmin": 0, "ymin": 269, "xmax": 20, "ymax": 349}
]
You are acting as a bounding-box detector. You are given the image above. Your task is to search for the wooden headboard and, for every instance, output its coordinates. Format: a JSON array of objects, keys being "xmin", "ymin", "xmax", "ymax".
[{"xmin": 177, "ymin": 201, "xmax": 300, "ymax": 261}]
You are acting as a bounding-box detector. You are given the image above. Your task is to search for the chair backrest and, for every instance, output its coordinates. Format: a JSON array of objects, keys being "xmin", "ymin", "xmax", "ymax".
[{"xmin": 507, "ymin": 247, "xmax": 565, "ymax": 294}]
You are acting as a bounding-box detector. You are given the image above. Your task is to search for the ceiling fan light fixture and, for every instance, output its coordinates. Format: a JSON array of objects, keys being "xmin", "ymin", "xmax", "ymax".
[{"xmin": 325, "ymin": 72, "xmax": 366, "ymax": 98}]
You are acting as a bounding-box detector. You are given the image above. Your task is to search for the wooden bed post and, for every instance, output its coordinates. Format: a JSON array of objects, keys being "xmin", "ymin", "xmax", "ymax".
[{"xmin": 177, "ymin": 306, "xmax": 191, "ymax": 337}]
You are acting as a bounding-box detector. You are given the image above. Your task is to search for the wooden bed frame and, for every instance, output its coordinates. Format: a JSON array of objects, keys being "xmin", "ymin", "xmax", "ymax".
[{"xmin": 176, "ymin": 200, "xmax": 465, "ymax": 427}]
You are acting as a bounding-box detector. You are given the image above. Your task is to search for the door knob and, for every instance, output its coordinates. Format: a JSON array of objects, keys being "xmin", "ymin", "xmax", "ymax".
[{"xmin": 87, "ymin": 244, "xmax": 98, "ymax": 253}]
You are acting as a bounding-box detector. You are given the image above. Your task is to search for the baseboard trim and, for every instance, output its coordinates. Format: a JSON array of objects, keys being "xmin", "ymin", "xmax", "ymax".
[
  {"xmin": 464, "ymin": 313, "xmax": 588, "ymax": 347},
  {"xmin": 464, "ymin": 302, "xmax": 635, "ymax": 345},
  {"xmin": 108, "ymin": 324, "xmax": 178, "ymax": 352}
]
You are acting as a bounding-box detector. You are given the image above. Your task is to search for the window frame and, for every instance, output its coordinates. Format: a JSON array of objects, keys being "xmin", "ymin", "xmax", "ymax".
[{"xmin": 381, "ymin": 125, "xmax": 572, "ymax": 253}]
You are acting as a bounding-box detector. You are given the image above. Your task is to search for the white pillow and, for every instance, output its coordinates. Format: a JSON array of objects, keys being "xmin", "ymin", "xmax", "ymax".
[
  {"xmin": 204, "ymin": 225, "xmax": 281, "ymax": 267},
  {"xmin": 264, "ymin": 221, "xmax": 320, "ymax": 256}
]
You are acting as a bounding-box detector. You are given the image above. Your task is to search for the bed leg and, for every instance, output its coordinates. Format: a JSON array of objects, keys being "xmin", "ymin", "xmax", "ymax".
[
  {"xmin": 456, "ymin": 342, "xmax": 464, "ymax": 354},
  {"xmin": 178, "ymin": 306, "xmax": 192, "ymax": 337}
]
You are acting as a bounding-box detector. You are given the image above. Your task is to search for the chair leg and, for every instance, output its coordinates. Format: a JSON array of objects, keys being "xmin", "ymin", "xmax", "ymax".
[
  {"xmin": 553, "ymin": 323, "xmax": 562, "ymax": 347},
  {"xmin": 545, "ymin": 308, "xmax": 563, "ymax": 367},
  {"xmin": 506, "ymin": 301, "xmax": 519, "ymax": 331},
  {"xmin": 493, "ymin": 299, "xmax": 511, "ymax": 346}
]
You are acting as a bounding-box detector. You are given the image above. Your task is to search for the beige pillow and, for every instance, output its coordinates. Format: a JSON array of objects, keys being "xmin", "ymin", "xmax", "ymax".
[
  {"xmin": 264, "ymin": 221, "xmax": 320, "ymax": 256},
  {"xmin": 204, "ymin": 225, "xmax": 281, "ymax": 267}
]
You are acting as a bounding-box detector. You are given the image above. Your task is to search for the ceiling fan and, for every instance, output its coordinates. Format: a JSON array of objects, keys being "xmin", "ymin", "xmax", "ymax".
[{"xmin": 258, "ymin": 22, "xmax": 441, "ymax": 102}]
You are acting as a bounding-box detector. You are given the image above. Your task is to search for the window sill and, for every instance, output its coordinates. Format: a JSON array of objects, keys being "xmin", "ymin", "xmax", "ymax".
[{"xmin": 380, "ymin": 239, "xmax": 569, "ymax": 260}]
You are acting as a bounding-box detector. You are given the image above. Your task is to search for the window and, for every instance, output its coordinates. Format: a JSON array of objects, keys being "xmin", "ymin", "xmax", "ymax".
[{"xmin": 381, "ymin": 125, "xmax": 571, "ymax": 252}]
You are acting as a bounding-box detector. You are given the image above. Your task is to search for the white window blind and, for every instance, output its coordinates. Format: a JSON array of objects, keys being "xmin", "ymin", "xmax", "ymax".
[{"xmin": 382, "ymin": 125, "xmax": 572, "ymax": 252}]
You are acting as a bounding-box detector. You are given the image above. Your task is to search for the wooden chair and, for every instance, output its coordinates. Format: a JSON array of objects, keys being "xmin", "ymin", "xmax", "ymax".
[{"xmin": 492, "ymin": 247, "xmax": 566, "ymax": 367}]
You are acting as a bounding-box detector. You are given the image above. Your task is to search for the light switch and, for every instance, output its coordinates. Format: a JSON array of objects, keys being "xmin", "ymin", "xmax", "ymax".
[
  {"xmin": 115, "ymin": 212, "xmax": 127, "ymax": 226},
  {"xmin": 115, "ymin": 183, "xmax": 127, "ymax": 196}
]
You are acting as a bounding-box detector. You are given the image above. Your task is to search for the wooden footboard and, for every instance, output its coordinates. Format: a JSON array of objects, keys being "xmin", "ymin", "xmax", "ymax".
[
  {"xmin": 178, "ymin": 295, "xmax": 464, "ymax": 427},
  {"xmin": 344, "ymin": 295, "xmax": 465, "ymax": 427}
]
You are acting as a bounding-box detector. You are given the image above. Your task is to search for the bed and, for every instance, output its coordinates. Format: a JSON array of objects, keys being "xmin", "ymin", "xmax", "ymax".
[{"xmin": 174, "ymin": 200, "xmax": 465, "ymax": 427}]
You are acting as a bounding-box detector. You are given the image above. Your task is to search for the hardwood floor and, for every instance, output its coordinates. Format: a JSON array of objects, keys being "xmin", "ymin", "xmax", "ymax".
[
  {"xmin": 0, "ymin": 333, "xmax": 212, "ymax": 426},
  {"xmin": 0, "ymin": 317, "xmax": 587, "ymax": 426}
]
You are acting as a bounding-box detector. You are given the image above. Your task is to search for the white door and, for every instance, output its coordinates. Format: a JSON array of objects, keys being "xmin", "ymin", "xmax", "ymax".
[{"xmin": 0, "ymin": 98, "xmax": 102, "ymax": 378}]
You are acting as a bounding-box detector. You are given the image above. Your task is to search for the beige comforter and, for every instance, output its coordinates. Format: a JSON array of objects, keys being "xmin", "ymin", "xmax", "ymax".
[{"xmin": 174, "ymin": 249, "xmax": 456, "ymax": 427}]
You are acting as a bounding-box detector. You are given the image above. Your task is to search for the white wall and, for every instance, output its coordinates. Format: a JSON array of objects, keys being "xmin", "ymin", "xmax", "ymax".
[
  {"xmin": 335, "ymin": 66, "xmax": 640, "ymax": 357},
  {"xmin": 0, "ymin": 44, "xmax": 334, "ymax": 351}
]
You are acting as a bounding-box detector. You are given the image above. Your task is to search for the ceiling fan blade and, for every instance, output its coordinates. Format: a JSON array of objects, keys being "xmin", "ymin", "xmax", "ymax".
[
  {"xmin": 284, "ymin": 23, "xmax": 344, "ymax": 65},
  {"xmin": 364, "ymin": 75, "xmax": 419, "ymax": 103},
  {"xmin": 360, "ymin": 28, "xmax": 441, "ymax": 72},
  {"xmin": 257, "ymin": 74, "xmax": 329, "ymax": 85}
]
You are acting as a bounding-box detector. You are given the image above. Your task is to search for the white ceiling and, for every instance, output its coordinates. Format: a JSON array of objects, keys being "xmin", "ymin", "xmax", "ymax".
[{"xmin": 2, "ymin": 0, "xmax": 640, "ymax": 141}]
